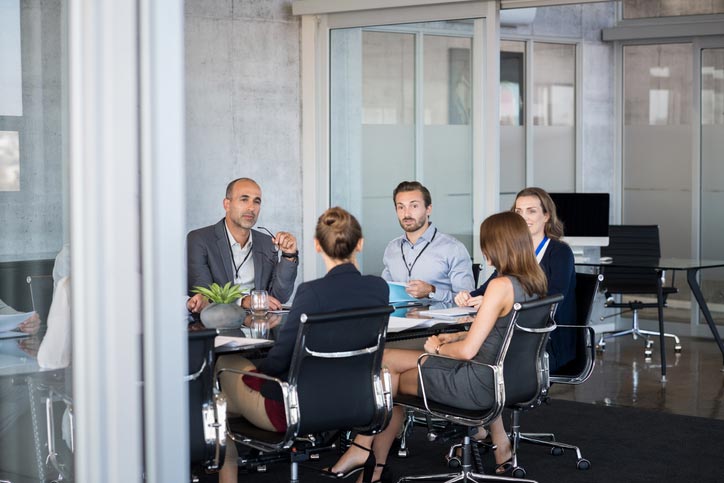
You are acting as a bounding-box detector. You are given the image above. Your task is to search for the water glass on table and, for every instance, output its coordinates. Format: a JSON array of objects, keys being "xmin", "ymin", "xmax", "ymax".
[{"xmin": 250, "ymin": 289, "xmax": 269, "ymax": 316}]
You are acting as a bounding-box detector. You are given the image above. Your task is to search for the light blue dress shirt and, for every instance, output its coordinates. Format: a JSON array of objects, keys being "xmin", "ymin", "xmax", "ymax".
[{"xmin": 381, "ymin": 223, "xmax": 474, "ymax": 304}]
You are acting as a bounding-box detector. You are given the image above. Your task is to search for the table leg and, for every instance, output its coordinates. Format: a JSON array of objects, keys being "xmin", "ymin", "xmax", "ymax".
[
  {"xmin": 686, "ymin": 268, "xmax": 724, "ymax": 369},
  {"xmin": 656, "ymin": 272, "xmax": 667, "ymax": 382}
]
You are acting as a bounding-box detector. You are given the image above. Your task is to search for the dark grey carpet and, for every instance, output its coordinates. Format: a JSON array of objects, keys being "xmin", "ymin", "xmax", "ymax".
[{"xmin": 197, "ymin": 399, "xmax": 724, "ymax": 483}]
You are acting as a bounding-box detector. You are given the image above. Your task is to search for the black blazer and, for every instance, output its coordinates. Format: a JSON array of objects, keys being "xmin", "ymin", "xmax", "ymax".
[
  {"xmin": 471, "ymin": 238, "xmax": 577, "ymax": 371},
  {"xmin": 186, "ymin": 218, "xmax": 297, "ymax": 303},
  {"xmin": 256, "ymin": 263, "xmax": 389, "ymax": 400}
]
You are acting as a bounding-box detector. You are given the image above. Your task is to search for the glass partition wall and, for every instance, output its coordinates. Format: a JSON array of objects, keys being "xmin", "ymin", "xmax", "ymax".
[
  {"xmin": 330, "ymin": 22, "xmax": 475, "ymax": 276},
  {"xmin": 0, "ymin": 1, "xmax": 71, "ymax": 480}
]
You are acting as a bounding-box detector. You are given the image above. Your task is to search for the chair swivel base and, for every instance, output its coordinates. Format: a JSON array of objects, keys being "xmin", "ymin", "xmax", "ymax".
[
  {"xmin": 516, "ymin": 432, "xmax": 590, "ymax": 470},
  {"xmin": 398, "ymin": 436, "xmax": 538, "ymax": 483},
  {"xmin": 597, "ymin": 309, "xmax": 682, "ymax": 358}
]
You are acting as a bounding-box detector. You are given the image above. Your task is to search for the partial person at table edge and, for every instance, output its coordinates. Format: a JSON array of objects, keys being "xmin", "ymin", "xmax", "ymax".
[
  {"xmin": 186, "ymin": 177, "xmax": 298, "ymax": 313},
  {"xmin": 381, "ymin": 180, "xmax": 474, "ymax": 305},
  {"xmin": 455, "ymin": 186, "xmax": 576, "ymax": 372},
  {"xmin": 215, "ymin": 206, "xmax": 388, "ymax": 483}
]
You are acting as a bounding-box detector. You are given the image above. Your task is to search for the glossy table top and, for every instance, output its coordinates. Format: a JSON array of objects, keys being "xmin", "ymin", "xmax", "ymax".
[{"xmin": 574, "ymin": 256, "xmax": 724, "ymax": 270}]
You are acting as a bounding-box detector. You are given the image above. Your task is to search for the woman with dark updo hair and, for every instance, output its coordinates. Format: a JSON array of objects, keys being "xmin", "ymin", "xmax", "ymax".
[{"xmin": 217, "ymin": 207, "xmax": 389, "ymax": 483}]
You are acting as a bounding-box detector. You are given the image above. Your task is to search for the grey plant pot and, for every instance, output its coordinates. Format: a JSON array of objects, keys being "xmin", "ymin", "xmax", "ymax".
[{"xmin": 200, "ymin": 302, "xmax": 245, "ymax": 328}]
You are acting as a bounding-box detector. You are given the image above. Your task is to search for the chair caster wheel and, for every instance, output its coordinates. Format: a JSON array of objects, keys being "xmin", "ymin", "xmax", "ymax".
[
  {"xmin": 644, "ymin": 349, "xmax": 653, "ymax": 358},
  {"xmin": 674, "ymin": 345, "xmax": 682, "ymax": 353},
  {"xmin": 446, "ymin": 456, "xmax": 461, "ymax": 469},
  {"xmin": 512, "ymin": 467, "xmax": 527, "ymax": 478},
  {"xmin": 550, "ymin": 447, "xmax": 564, "ymax": 456},
  {"xmin": 577, "ymin": 458, "xmax": 591, "ymax": 470}
]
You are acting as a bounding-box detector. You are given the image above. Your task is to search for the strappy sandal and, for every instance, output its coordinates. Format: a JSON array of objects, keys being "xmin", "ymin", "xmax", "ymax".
[
  {"xmin": 321, "ymin": 441, "xmax": 375, "ymax": 479},
  {"xmin": 495, "ymin": 458, "xmax": 514, "ymax": 476}
]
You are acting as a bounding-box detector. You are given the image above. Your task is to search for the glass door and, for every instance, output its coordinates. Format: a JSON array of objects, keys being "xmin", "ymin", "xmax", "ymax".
[
  {"xmin": 699, "ymin": 45, "xmax": 724, "ymax": 324},
  {"xmin": 329, "ymin": 21, "xmax": 476, "ymax": 276}
]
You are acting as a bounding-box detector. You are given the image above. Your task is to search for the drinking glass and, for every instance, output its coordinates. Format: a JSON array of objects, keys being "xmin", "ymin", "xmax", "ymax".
[{"xmin": 250, "ymin": 289, "xmax": 269, "ymax": 316}]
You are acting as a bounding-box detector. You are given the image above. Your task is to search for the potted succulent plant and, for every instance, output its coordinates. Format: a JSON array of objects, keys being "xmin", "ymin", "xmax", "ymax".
[{"xmin": 191, "ymin": 282, "xmax": 247, "ymax": 327}]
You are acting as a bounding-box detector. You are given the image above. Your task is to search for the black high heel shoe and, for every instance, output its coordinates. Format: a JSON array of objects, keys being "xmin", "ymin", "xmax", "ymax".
[
  {"xmin": 321, "ymin": 441, "xmax": 375, "ymax": 479},
  {"xmin": 366, "ymin": 463, "xmax": 391, "ymax": 483}
]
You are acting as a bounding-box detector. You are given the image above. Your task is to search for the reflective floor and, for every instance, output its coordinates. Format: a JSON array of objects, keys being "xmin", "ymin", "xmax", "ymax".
[{"xmin": 549, "ymin": 330, "xmax": 724, "ymax": 421}]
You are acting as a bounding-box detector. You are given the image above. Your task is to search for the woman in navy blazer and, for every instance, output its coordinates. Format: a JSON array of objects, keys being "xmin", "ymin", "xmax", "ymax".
[
  {"xmin": 456, "ymin": 187, "xmax": 577, "ymax": 372},
  {"xmin": 216, "ymin": 207, "xmax": 388, "ymax": 483}
]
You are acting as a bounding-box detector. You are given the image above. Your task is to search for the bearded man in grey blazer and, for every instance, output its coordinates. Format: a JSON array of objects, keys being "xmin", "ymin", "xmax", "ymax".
[{"xmin": 186, "ymin": 178, "xmax": 298, "ymax": 313}]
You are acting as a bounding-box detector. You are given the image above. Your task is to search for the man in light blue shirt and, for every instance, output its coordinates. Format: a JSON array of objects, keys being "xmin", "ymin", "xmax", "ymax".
[{"xmin": 381, "ymin": 181, "xmax": 474, "ymax": 305}]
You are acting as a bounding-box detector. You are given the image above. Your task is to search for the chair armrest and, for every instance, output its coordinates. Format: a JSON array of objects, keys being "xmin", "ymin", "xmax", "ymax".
[
  {"xmin": 413, "ymin": 353, "xmax": 502, "ymax": 426},
  {"xmin": 214, "ymin": 367, "xmax": 300, "ymax": 450},
  {"xmin": 549, "ymin": 326, "xmax": 596, "ymax": 385}
]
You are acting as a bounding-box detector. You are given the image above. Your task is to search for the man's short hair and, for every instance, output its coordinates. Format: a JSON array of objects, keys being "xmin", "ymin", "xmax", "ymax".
[
  {"xmin": 225, "ymin": 177, "xmax": 258, "ymax": 199},
  {"xmin": 393, "ymin": 181, "xmax": 432, "ymax": 207}
]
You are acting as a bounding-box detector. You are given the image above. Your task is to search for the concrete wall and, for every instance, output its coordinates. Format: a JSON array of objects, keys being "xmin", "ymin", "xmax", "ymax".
[
  {"xmin": 184, "ymin": 0, "xmax": 303, "ymax": 253},
  {"xmin": 0, "ymin": 0, "xmax": 65, "ymax": 262}
]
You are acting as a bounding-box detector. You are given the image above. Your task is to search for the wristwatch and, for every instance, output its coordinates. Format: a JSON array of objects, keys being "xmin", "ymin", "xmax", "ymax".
[
  {"xmin": 427, "ymin": 285, "xmax": 436, "ymax": 299},
  {"xmin": 281, "ymin": 250, "xmax": 299, "ymax": 262}
]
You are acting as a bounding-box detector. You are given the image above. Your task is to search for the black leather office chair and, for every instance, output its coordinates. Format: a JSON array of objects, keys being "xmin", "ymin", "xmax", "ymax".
[
  {"xmin": 394, "ymin": 294, "xmax": 563, "ymax": 483},
  {"xmin": 514, "ymin": 272, "xmax": 602, "ymax": 471},
  {"xmin": 217, "ymin": 305, "xmax": 394, "ymax": 483},
  {"xmin": 598, "ymin": 225, "xmax": 681, "ymax": 358},
  {"xmin": 472, "ymin": 262, "xmax": 482, "ymax": 287},
  {"xmin": 188, "ymin": 328, "xmax": 226, "ymax": 481}
]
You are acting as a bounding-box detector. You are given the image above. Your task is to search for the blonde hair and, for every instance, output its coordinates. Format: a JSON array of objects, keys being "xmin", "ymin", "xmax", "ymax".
[
  {"xmin": 480, "ymin": 212, "xmax": 547, "ymax": 297},
  {"xmin": 315, "ymin": 207, "xmax": 363, "ymax": 260}
]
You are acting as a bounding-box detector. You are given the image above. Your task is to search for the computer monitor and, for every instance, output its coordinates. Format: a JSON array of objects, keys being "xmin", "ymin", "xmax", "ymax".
[{"xmin": 549, "ymin": 193, "xmax": 609, "ymax": 247}]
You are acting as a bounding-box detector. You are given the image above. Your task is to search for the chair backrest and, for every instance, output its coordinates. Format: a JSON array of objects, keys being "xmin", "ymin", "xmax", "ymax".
[
  {"xmin": 550, "ymin": 272, "xmax": 602, "ymax": 382},
  {"xmin": 187, "ymin": 328, "xmax": 223, "ymax": 471},
  {"xmin": 599, "ymin": 225, "xmax": 661, "ymax": 294},
  {"xmin": 502, "ymin": 294, "xmax": 563, "ymax": 407},
  {"xmin": 26, "ymin": 274, "xmax": 55, "ymax": 322},
  {"xmin": 472, "ymin": 262, "xmax": 481, "ymax": 287},
  {"xmin": 288, "ymin": 305, "xmax": 394, "ymax": 435}
]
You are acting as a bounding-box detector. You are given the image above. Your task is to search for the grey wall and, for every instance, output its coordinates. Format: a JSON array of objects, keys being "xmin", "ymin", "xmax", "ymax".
[
  {"xmin": 184, "ymin": 0, "xmax": 303, "ymax": 252},
  {"xmin": 0, "ymin": 0, "xmax": 65, "ymax": 262}
]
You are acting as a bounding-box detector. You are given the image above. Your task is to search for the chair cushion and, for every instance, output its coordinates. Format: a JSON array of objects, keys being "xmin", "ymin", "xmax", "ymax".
[{"xmin": 394, "ymin": 393, "xmax": 489, "ymax": 421}]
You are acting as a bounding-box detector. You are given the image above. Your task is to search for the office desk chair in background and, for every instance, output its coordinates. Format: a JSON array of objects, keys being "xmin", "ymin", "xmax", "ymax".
[
  {"xmin": 217, "ymin": 305, "xmax": 394, "ymax": 483},
  {"xmin": 395, "ymin": 294, "xmax": 563, "ymax": 482},
  {"xmin": 26, "ymin": 274, "xmax": 54, "ymax": 322},
  {"xmin": 598, "ymin": 225, "xmax": 681, "ymax": 358}
]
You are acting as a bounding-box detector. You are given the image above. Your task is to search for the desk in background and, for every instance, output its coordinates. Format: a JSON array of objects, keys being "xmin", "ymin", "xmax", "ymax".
[{"xmin": 576, "ymin": 257, "xmax": 724, "ymax": 380}]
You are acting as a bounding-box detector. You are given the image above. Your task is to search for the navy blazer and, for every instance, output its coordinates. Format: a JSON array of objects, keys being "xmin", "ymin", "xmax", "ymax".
[
  {"xmin": 256, "ymin": 263, "xmax": 389, "ymax": 400},
  {"xmin": 186, "ymin": 218, "xmax": 297, "ymax": 303},
  {"xmin": 471, "ymin": 238, "xmax": 577, "ymax": 371}
]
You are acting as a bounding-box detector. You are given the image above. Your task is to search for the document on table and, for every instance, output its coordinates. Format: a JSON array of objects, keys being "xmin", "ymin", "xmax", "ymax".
[
  {"xmin": 388, "ymin": 282, "xmax": 418, "ymax": 304},
  {"xmin": 214, "ymin": 335, "xmax": 273, "ymax": 349},
  {"xmin": 387, "ymin": 316, "xmax": 459, "ymax": 333},
  {"xmin": 0, "ymin": 312, "xmax": 35, "ymax": 333},
  {"xmin": 419, "ymin": 307, "xmax": 477, "ymax": 319}
]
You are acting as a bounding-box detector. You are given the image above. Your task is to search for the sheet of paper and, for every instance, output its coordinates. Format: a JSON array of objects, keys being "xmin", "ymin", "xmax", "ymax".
[
  {"xmin": 387, "ymin": 316, "xmax": 426, "ymax": 332},
  {"xmin": 0, "ymin": 312, "xmax": 35, "ymax": 332},
  {"xmin": 214, "ymin": 335, "xmax": 273, "ymax": 349},
  {"xmin": 387, "ymin": 282, "xmax": 417, "ymax": 303},
  {"xmin": 419, "ymin": 307, "xmax": 477, "ymax": 319}
]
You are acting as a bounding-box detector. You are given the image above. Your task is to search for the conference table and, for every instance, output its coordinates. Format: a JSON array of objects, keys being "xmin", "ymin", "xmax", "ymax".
[
  {"xmin": 575, "ymin": 257, "xmax": 724, "ymax": 381},
  {"xmin": 194, "ymin": 302, "xmax": 473, "ymax": 357}
]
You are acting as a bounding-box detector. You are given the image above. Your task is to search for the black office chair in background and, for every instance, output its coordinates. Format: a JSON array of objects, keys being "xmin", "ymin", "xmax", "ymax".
[
  {"xmin": 598, "ymin": 225, "xmax": 682, "ymax": 358},
  {"xmin": 514, "ymin": 272, "xmax": 602, "ymax": 471},
  {"xmin": 217, "ymin": 305, "xmax": 394, "ymax": 483},
  {"xmin": 394, "ymin": 294, "xmax": 563, "ymax": 482}
]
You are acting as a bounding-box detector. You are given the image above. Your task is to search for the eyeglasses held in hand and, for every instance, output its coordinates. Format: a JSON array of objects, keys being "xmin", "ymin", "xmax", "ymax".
[{"xmin": 256, "ymin": 226, "xmax": 279, "ymax": 253}]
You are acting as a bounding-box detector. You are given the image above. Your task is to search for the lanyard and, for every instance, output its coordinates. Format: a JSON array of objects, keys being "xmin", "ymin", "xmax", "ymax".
[
  {"xmin": 227, "ymin": 235, "xmax": 253, "ymax": 281},
  {"xmin": 401, "ymin": 228, "xmax": 437, "ymax": 278},
  {"xmin": 535, "ymin": 236, "xmax": 549, "ymax": 257}
]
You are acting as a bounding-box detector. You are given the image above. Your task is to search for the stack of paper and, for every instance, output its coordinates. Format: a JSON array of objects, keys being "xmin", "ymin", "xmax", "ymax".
[
  {"xmin": 419, "ymin": 307, "xmax": 477, "ymax": 319},
  {"xmin": 0, "ymin": 312, "xmax": 34, "ymax": 339}
]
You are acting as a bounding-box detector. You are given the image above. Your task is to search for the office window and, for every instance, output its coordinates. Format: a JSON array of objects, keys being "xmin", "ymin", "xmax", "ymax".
[
  {"xmin": 0, "ymin": 131, "xmax": 19, "ymax": 191},
  {"xmin": 500, "ymin": 40, "xmax": 526, "ymax": 209},
  {"xmin": 623, "ymin": 0, "xmax": 724, "ymax": 19}
]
